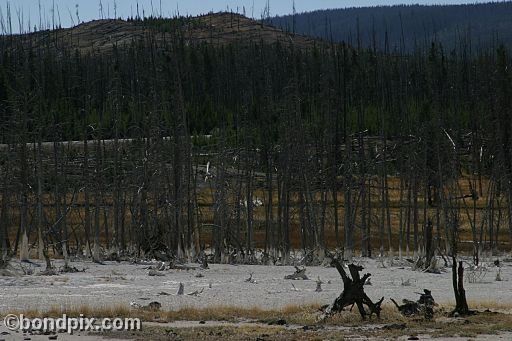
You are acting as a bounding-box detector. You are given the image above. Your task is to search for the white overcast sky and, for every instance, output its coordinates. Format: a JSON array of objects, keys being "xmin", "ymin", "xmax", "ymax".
[{"xmin": 1, "ymin": 0, "xmax": 493, "ymax": 33}]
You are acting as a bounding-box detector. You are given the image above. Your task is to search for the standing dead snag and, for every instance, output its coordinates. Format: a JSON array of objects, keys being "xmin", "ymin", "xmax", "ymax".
[
  {"xmin": 201, "ymin": 256, "xmax": 209, "ymax": 269},
  {"xmin": 322, "ymin": 259, "xmax": 384, "ymax": 320},
  {"xmin": 452, "ymin": 259, "xmax": 471, "ymax": 316}
]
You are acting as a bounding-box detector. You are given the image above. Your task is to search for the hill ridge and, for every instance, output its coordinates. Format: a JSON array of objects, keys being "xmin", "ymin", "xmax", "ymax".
[{"xmin": 6, "ymin": 12, "xmax": 323, "ymax": 54}]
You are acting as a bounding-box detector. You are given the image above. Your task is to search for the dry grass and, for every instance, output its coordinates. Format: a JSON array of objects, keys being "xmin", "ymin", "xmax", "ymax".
[
  {"xmin": 6, "ymin": 174, "xmax": 510, "ymax": 254},
  {"xmin": 467, "ymin": 300, "xmax": 512, "ymax": 313},
  {"xmin": 1, "ymin": 303, "xmax": 405, "ymax": 327},
  {"xmin": 160, "ymin": 304, "xmax": 320, "ymax": 325},
  {"xmin": 6, "ymin": 302, "xmax": 512, "ymax": 340},
  {"xmin": 325, "ymin": 304, "xmax": 407, "ymax": 325},
  {"xmin": 5, "ymin": 301, "xmax": 512, "ymax": 324},
  {"xmin": 98, "ymin": 308, "xmax": 512, "ymax": 341},
  {"xmin": 3, "ymin": 303, "xmax": 322, "ymax": 325},
  {"xmin": 102, "ymin": 325, "xmax": 330, "ymax": 341}
]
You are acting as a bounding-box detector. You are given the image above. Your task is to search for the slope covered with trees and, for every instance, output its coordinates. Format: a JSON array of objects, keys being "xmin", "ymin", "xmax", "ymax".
[
  {"xmin": 0, "ymin": 12, "xmax": 511, "ymax": 266},
  {"xmin": 270, "ymin": 2, "xmax": 512, "ymax": 52}
]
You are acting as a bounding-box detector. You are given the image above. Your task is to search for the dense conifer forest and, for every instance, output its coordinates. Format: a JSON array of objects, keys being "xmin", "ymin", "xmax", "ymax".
[{"xmin": 270, "ymin": 2, "xmax": 512, "ymax": 52}]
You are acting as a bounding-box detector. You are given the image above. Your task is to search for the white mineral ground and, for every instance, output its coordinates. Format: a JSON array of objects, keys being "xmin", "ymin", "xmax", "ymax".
[{"xmin": 0, "ymin": 255, "xmax": 511, "ymax": 340}]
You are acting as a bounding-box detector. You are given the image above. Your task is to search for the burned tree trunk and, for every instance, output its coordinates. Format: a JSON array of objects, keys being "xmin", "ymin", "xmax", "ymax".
[
  {"xmin": 451, "ymin": 259, "xmax": 471, "ymax": 316},
  {"xmin": 322, "ymin": 258, "xmax": 384, "ymax": 320}
]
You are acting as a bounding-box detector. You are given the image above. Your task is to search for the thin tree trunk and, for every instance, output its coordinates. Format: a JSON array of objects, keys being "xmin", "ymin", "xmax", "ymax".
[
  {"xmin": 246, "ymin": 169, "xmax": 254, "ymax": 255},
  {"xmin": 92, "ymin": 138, "xmax": 101, "ymax": 261},
  {"xmin": 19, "ymin": 142, "xmax": 29, "ymax": 261},
  {"xmin": 36, "ymin": 140, "xmax": 44, "ymax": 260},
  {"xmin": 83, "ymin": 138, "xmax": 92, "ymax": 258}
]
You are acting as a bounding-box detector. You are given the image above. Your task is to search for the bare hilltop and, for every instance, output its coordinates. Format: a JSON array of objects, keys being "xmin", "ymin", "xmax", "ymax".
[{"xmin": 6, "ymin": 13, "xmax": 323, "ymax": 54}]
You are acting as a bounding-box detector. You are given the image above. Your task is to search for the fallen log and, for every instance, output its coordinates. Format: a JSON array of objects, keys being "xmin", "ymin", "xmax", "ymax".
[
  {"xmin": 284, "ymin": 266, "xmax": 308, "ymax": 280},
  {"xmin": 321, "ymin": 259, "xmax": 383, "ymax": 320},
  {"xmin": 168, "ymin": 258, "xmax": 199, "ymax": 271},
  {"xmin": 131, "ymin": 301, "xmax": 161, "ymax": 311},
  {"xmin": 187, "ymin": 288, "xmax": 204, "ymax": 296},
  {"xmin": 148, "ymin": 269, "xmax": 165, "ymax": 276}
]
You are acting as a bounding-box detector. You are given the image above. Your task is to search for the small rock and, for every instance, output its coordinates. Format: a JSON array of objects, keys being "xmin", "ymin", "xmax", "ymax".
[
  {"xmin": 148, "ymin": 269, "xmax": 165, "ymax": 277},
  {"xmin": 302, "ymin": 325, "xmax": 323, "ymax": 331},
  {"xmin": 383, "ymin": 323, "xmax": 406, "ymax": 330},
  {"xmin": 130, "ymin": 301, "xmax": 142, "ymax": 309},
  {"xmin": 268, "ymin": 319, "xmax": 287, "ymax": 326},
  {"xmin": 147, "ymin": 301, "xmax": 161, "ymax": 311},
  {"xmin": 166, "ymin": 329, "xmax": 178, "ymax": 337}
]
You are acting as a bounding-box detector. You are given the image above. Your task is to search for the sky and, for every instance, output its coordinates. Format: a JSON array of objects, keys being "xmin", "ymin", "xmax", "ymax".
[{"xmin": 1, "ymin": 0, "xmax": 493, "ymax": 33}]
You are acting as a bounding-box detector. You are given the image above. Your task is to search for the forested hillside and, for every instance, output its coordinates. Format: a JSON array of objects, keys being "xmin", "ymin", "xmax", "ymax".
[
  {"xmin": 0, "ymin": 12, "xmax": 511, "ymax": 267},
  {"xmin": 270, "ymin": 2, "xmax": 512, "ymax": 52}
]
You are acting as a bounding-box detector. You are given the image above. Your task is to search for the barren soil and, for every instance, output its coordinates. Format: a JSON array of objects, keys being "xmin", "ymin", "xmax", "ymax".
[{"xmin": 1, "ymin": 256, "xmax": 512, "ymax": 340}]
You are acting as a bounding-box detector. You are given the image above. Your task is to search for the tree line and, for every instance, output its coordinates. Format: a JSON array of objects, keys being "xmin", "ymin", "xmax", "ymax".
[{"xmin": 270, "ymin": 2, "xmax": 512, "ymax": 52}]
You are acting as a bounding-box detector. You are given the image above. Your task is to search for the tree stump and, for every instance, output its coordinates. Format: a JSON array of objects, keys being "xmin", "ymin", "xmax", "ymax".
[
  {"xmin": 176, "ymin": 282, "xmax": 184, "ymax": 295},
  {"xmin": 321, "ymin": 259, "xmax": 384, "ymax": 320},
  {"xmin": 391, "ymin": 289, "xmax": 436, "ymax": 320},
  {"xmin": 201, "ymin": 256, "xmax": 209, "ymax": 269}
]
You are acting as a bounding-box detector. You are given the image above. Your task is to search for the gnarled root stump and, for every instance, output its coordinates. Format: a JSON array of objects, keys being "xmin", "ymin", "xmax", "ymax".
[
  {"xmin": 391, "ymin": 289, "xmax": 436, "ymax": 320},
  {"xmin": 321, "ymin": 259, "xmax": 384, "ymax": 320}
]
